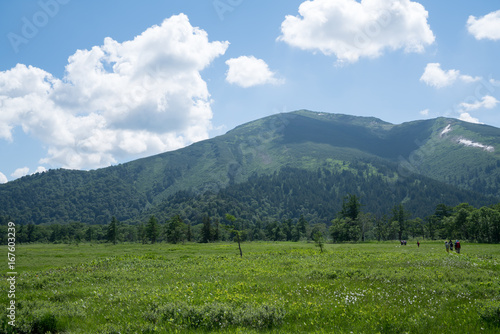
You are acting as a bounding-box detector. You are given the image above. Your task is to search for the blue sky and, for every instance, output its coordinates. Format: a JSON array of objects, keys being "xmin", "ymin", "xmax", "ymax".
[{"xmin": 1, "ymin": 0, "xmax": 500, "ymax": 182}]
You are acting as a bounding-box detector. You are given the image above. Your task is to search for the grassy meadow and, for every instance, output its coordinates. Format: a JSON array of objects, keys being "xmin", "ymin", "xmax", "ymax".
[{"xmin": 2, "ymin": 241, "xmax": 500, "ymax": 333}]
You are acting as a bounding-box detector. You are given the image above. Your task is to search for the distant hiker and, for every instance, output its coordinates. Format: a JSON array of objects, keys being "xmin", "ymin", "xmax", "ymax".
[
  {"xmin": 455, "ymin": 240, "xmax": 461, "ymax": 254},
  {"xmin": 449, "ymin": 240, "xmax": 453, "ymax": 251},
  {"xmin": 404, "ymin": 240, "xmax": 407, "ymax": 246},
  {"xmin": 400, "ymin": 240, "xmax": 403, "ymax": 246},
  {"xmin": 445, "ymin": 241, "xmax": 449, "ymax": 253},
  {"xmin": 417, "ymin": 241, "xmax": 420, "ymax": 248}
]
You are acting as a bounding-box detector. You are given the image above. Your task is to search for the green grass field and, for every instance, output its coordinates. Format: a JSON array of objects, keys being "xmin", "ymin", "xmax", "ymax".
[{"xmin": 2, "ymin": 241, "xmax": 500, "ymax": 333}]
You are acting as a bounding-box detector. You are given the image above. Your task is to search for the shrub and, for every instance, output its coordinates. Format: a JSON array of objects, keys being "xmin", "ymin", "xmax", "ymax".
[
  {"xmin": 478, "ymin": 301, "xmax": 500, "ymax": 327},
  {"xmin": 144, "ymin": 301, "xmax": 285, "ymax": 330}
]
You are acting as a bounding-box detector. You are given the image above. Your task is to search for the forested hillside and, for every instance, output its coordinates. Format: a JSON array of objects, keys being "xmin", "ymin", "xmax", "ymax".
[
  {"xmin": 0, "ymin": 110, "xmax": 499, "ymax": 226},
  {"xmin": 0, "ymin": 167, "xmax": 148, "ymax": 225},
  {"xmin": 146, "ymin": 165, "xmax": 493, "ymax": 226}
]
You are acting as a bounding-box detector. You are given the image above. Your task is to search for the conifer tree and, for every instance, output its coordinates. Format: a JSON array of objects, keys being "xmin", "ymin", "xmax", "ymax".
[
  {"xmin": 85, "ymin": 226, "xmax": 93, "ymax": 242},
  {"xmin": 340, "ymin": 194, "xmax": 361, "ymax": 221},
  {"xmin": 146, "ymin": 215, "xmax": 159, "ymax": 244},
  {"xmin": 187, "ymin": 224, "xmax": 192, "ymax": 242},
  {"xmin": 201, "ymin": 215, "xmax": 212, "ymax": 243},
  {"xmin": 297, "ymin": 215, "xmax": 308, "ymax": 239},
  {"xmin": 137, "ymin": 223, "xmax": 147, "ymax": 244},
  {"xmin": 212, "ymin": 219, "xmax": 220, "ymax": 242},
  {"xmin": 107, "ymin": 216, "xmax": 118, "ymax": 245},
  {"xmin": 392, "ymin": 203, "xmax": 410, "ymax": 241},
  {"xmin": 166, "ymin": 215, "xmax": 185, "ymax": 244}
]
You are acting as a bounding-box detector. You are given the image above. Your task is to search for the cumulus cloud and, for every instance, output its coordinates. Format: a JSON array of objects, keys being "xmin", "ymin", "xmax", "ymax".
[
  {"xmin": 11, "ymin": 167, "xmax": 30, "ymax": 179},
  {"xmin": 0, "ymin": 14, "xmax": 228, "ymax": 169},
  {"xmin": 278, "ymin": 0, "xmax": 435, "ymax": 63},
  {"xmin": 459, "ymin": 95, "xmax": 499, "ymax": 112},
  {"xmin": 490, "ymin": 78, "xmax": 500, "ymax": 87},
  {"xmin": 456, "ymin": 95, "xmax": 498, "ymax": 125},
  {"xmin": 0, "ymin": 171, "xmax": 7, "ymax": 184},
  {"xmin": 420, "ymin": 63, "xmax": 481, "ymax": 88},
  {"xmin": 225, "ymin": 56, "xmax": 283, "ymax": 88},
  {"xmin": 459, "ymin": 113, "xmax": 482, "ymax": 124},
  {"xmin": 420, "ymin": 109, "xmax": 429, "ymax": 116},
  {"xmin": 467, "ymin": 10, "xmax": 500, "ymax": 41},
  {"xmin": 33, "ymin": 166, "xmax": 47, "ymax": 174}
]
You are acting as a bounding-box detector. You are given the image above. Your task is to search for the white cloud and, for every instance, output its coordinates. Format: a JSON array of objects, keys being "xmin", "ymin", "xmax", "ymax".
[
  {"xmin": 456, "ymin": 95, "xmax": 498, "ymax": 124},
  {"xmin": 278, "ymin": 0, "xmax": 435, "ymax": 63},
  {"xmin": 467, "ymin": 10, "xmax": 500, "ymax": 41},
  {"xmin": 458, "ymin": 113, "xmax": 482, "ymax": 124},
  {"xmin": 11, "ymin": 167, "xmax": 30, "ymax": 179},
  {"xmin": 0, "ymin": 14, "xmax": 228, "ymax": 170},
  {"xmin": 32, "ymin": 166, "xmax": 47, "ymax": 174},
  {"xmin": 225, "ymin": 56, "xmax": 283, "ymax": 88},
  {"xmin": 420, "ymin": 63, "xmax": 481, "ymax": 88},
  {"xmin": 420, "ymin": 63, "xmax": 459, "ymax": 88},
  {"xmin": 420, "ymin": 109, "xmax": 429, "ymax": 116},
  {"xmin": 460, "ymin": 74, "xmax": 482, "ymax": 84},
  {"xmin": 460, "ymin": 95, "xmax": 499, "ymax": 112},
  {"xmin": 0, "ymin": 172, "xmax": 7, "ymax": 184}
]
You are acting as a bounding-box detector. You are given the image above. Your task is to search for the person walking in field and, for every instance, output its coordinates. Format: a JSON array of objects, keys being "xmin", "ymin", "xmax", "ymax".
[
  {"xmin": 417, "ymin": 240, "xmax": 420, "ymax": 248},
  {"xmin": 445, "ymin": 241, "xmax": 449, "ymax": 253},
  {"xmin": 455, "ymin": 240, "xmax": 461, "ymax": 254},
  {"xmin": 449, "ymin": 239, "xmax": 453, "ymax": 252}
]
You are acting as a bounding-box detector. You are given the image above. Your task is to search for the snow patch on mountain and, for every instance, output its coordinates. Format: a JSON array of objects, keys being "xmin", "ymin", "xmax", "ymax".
[
  {"xmin": 440, "ymin": 124, "xmax": 452, "ymax": 136},
  {"xmin": 458, "ymin": 138, "xmax": 495, "ymax": 152}
]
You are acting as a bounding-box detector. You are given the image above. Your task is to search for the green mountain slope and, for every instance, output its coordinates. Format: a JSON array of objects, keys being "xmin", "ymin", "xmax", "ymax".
[
  {"xmin": 147, "ymin": 164, "xmax": 493, "ymax": 226},
  {"xmin": 402, "ymin": 118, "xmax": 500, "ymax": 195},
  {"xmin": 1, "ymin": 110, "xmax": 499, "ymax": 225}
]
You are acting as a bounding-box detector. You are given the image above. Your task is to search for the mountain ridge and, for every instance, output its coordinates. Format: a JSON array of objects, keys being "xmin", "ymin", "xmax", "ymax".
[{"xmin": 1, "ymin": 110, "xmax": 499, "ymax": 225}]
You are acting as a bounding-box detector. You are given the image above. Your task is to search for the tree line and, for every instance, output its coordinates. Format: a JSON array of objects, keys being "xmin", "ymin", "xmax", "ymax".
[
  {"xmin": 1, "ymin": 164, "xmax": 494, "ymax": 227},
  {"xmin": 330, "ymin": 196, "xmax": 500, "ymax": 243},
  {"xmin": 2, "ymin": 196, "xmax": 500, "ymax": 245}
]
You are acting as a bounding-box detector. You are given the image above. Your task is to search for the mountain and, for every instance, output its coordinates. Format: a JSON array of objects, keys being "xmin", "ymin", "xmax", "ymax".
[{"xmin": 1, "ymin": 110, "xmax": 499, "ymax": 225}]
